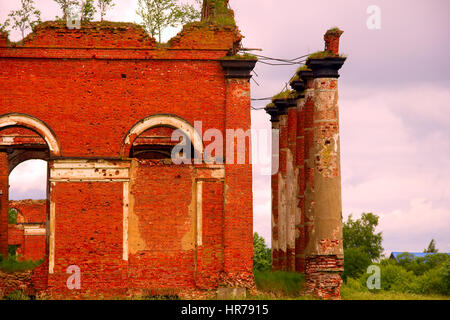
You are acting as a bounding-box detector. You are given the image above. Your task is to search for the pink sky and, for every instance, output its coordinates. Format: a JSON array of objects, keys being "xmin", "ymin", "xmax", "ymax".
[{"xmin": 2, "ymin": 0, "xmax": 450, "ymax": 255}]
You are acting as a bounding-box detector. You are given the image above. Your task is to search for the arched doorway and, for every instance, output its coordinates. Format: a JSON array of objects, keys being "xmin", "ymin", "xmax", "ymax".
[
  {"xmin": 124, "ymin": 115, "xmax": 213, "ymax": 291},
  {"xmin": 8, "ymin": 160, "xmax": 48, "ymax": 261},
  {"xmin": 0, "ymin": 113, "xmax": 60, "ymax": 261}
]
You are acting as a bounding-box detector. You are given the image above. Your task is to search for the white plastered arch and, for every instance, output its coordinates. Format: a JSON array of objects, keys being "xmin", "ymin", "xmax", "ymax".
[
  {"xmin": 0, "ymin": 113, "xmax": 61, "ymax": 156},
  {"xmin": 122, "ymin": 114, "xmax": 203, "ymax": 157}
]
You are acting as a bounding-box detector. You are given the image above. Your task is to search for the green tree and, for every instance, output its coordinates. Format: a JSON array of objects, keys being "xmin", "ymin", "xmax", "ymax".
[
  {"xmin": 54, "ymin": 0, "xmax": 80, "ymax": 20},
  {"xmin": 137, "ymin": 0, "xmax": 201, "ymax": 43},
  {"xmin": 424, "ymin": 239, "xmax": 438, "ymax": 253},
  {"xmin": 6, "ymin": 0, "xmax": 41, "ymax": 40},
  {"xmin": 342, "ymin": 247, "xmax": 372, "ymax": 281},
  {"xmin": 253, "ymin": 232, "xmax": 271, "ymax": 272},
  {"xmin": 343, "ymin": 212, "xmax": 383, "ymax": 261},
  {"xmin": 0, "ymin": 19, "xmax": 10, "ymax": 35},
  {"xmin": 80, "ymin": 0, "xmax": 97, "ymax": 21},
  {"xmin": 97, "ymin": 0, "xmax": 115, "ymax": 21},
  {"xmin": 443, "ymin": 260, "xmax": 450, "ymax": 294},
  {"xmin": 8, "ymin": 208, "xmax": 18, "ymax": 225}
]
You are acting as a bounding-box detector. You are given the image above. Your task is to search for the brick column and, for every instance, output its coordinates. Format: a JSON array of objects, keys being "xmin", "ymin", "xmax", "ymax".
[
  {"xmin": 0, "ymin": 152, "xmax": 9, "ymax": 257},
  {"xmin": 300, "ymin": 69, "xmax": 315, "ymax": 275},
  {"xmin": 265, "ymin": 104, "xmax": 280, "ymax": 270},
  {"xmin": 272, "ymin": 99, "xmax": 288, "ymax": 271},
  {"xmin": 290, "ymin": 76, "xmax": 306, "ymax": 273},
  {"xmin": 286, "ymin": 98, "xmax": 298, "ymax": 272},
  {"xmin": 220, "ymin": 59, "xmax": 256, "ymax": 293},
  {"xmin": 304, "ymin": 29, "xmax": 346, "ymax": 299}
]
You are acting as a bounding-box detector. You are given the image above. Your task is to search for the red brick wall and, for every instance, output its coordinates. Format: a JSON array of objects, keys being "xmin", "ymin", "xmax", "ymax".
[
  {"xmin": 48, "ymin": 182, "xmax": 127, "ymax": 293},
  {"xmin": 128, "ymin": 162, "xmax": 196, "ymax": 290},
  {"xmin": 0, "ymin": 22, "xmax": 254, "ymax": 296},
  {"xmin": 0, "ymin": 153, "xmax": 8, "ymax": 257},
  {"xmin": 9, "ymin": 200, "xmax": 46, "ymax": 223}
]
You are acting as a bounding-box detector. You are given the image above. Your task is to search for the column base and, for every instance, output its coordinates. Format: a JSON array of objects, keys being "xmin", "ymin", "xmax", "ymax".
[
  {"xmin": 305, "ymin": 272, "xmax": 343, "ymax": 300},
  {"xmin": 216, "ymin": 287, "xmax": 247, "ymax": 300},
  {"xmin": 305, "ymin": 255, "xmax": 344, "ymax": 300}
]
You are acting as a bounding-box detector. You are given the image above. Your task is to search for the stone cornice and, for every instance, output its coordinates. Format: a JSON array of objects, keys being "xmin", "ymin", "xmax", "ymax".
[
  {"xmin": 290, "ymin": 78, "xmax": 305, "ymax": 93},
  {"xmin": 220, "ymin": 59, "xmax": 257, "ymax": 79},
  {"xmin": 306, "ymin": 57, "xmax": 346, "ymax": 79}
]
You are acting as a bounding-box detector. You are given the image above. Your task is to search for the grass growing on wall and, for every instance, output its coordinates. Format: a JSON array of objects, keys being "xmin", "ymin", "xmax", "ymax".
[{"xmin": 0, "ymin": 255, "xmax": 43, "ymax": 273}]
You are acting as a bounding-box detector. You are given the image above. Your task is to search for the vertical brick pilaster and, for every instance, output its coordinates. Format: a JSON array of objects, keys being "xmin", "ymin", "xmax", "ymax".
[
  {"xmin": 0, "ymin": 152, "xmax": 9, "ymax": 257},
  {"xmin": 295, "ymin": 96, "xmax": 306, "ymax": 273},
  {"xmin": 301, "ymin": 71, "xmax": 315, "ymax": 270},
  {"xmin": 277, "ymin": 109, "xmax": 288, "ymax": 271},
  {"xmin": 221, "ymin": 66, "xmax": 255, "ymax": 289},
  {"xmin": 286, "ymin": 104, "xmax": 297, "ymax": 272},
  {"xmin": 270, "ymin": 120, "xmax": 280, "ymax": 270}
]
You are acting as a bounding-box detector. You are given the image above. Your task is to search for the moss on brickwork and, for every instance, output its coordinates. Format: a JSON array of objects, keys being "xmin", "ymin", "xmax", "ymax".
[
  {"xmin": 297, "ymin": 65, "xmax": 311, "ymax": 73},
  {"xmin": 221, "ymin": 53, "xmax": 257, "ymax": 60},
  {"xmin": 203, "ymin": 0, "xmax": 236, "ymax": 26},
  {"xmin": 272, "ymin": 89, "xmax": 297, "ymax": 101},
  {"xmin": 325, "ymin": 27, "xmax": 344, "ymax": 36},
  {"xmin": 307, "ymin": 51, "xmax": 339, "ymax": 60}
]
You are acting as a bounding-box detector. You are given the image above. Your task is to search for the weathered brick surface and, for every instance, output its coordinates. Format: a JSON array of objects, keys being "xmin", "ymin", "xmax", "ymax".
[
  {"xmin": 49, "ymin": 182, "xmax": 127, "ymax": 294},
  {"xmin": 9, "ymin": 200, "xmax": 46, "ymax": 223},
  {"xmin": 267, "ymin": 29, "xmax": 346, "ymax": 299},
  {"xmin": 128, "ymin": 163, "xmax": 196, "ymax": 290},
  {"xmin": 0, "ymin": 20, "xmax": 254, "ymax": 298},
  {"xmin": 0, "ymin": 152, "xmax": 8, "ymax": 257}
]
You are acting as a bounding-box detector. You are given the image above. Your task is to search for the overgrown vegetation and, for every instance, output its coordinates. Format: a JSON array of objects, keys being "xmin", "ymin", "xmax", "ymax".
[
  {"xmin": 8, "ymin": 208, "xmax": 17, "ymax": 225},
  {"xmin": 306, "ymin": 50, "xmax": 340, "ymax": 61},
  {"xmin": 221, "ymin": 53, "xmax": 257, "ymax": 60},
  {"xmin": 54, "ymin": 0, "xmax": 115, "ymax": 21},
  {"xmin": 2, "ymin": 0, "xmax": 41, "ymax": 39},
  {"xmin": 137, "ymin": 0, "xmax": 201, "ymax": 43},
  {"xmin": 254, "ymin": 271, "xmax": 305, "ymax": 298},
  {"xmin": 272, "ymin": 89, "xmax": 294, "ymax": 100},
  {"xmin": 3, "ymin": 290, "xmax": 31, "ymax": 300},
  {"xmin": 203, "ymin": 0, "xmax": 235, "ymax": 26},
  {"xmin": 253, "ymin": 232, "xmax": 271, "ymax": 272},
  {"xmin": 342, "ymin": 213, "xmax": 449, "ymax": 297},
  {"xmin": 0, "ymin": 254, "xmax": 43, "ymax": 273}
]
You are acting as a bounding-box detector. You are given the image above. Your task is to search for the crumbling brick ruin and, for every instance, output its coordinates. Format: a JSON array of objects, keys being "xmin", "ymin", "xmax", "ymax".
[
  {"xmin": 8, "ymin": 200, "xmax": 47, "ymax": 261},
  {"xmin": 0, "ymin": 0, "xmax": 346, "ymax": 300},
  {"xmin": 0, "ymin": 1, "xmax": 255, "ymax": 298},
  {"xmin": 265, "ymin": 29, "xmax": 346, "ymax": 300}
]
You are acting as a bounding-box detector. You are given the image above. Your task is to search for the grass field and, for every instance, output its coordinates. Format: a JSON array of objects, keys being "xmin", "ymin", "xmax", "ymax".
[{"xmin": 251, "ymin": 271, "xmax": 450, "ymax": 300}]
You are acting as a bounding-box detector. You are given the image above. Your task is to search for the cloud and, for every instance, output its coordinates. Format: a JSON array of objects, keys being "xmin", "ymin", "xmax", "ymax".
[
  {"xmin": 340, "ymin": 84, "xmax": 450, "ymax": 253},
  {"xmin": 1, "ymin": 0, "xmax": 449, "ymax": 253},
  {"xmin": 9, "ymin": 160, "xmax": 47, "ymax": 200}
]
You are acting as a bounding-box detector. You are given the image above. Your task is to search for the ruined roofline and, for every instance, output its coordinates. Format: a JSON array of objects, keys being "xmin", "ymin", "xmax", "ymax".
[{"xmin": 0, "ymin": 19, "xmax": 242, "ymax": 53}]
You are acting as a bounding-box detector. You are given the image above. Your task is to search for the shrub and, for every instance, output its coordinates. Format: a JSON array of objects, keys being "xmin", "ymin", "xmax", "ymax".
[
  {"xmin": 443, "ymin": 261, "xmax": 450, "ymax": 294},
  {"xmin": 253, "ymin": 233, "xmax": 271, "ymax": 272},
  {"xmin": 4, "ymin": 290, "xmax": 30, "ymax": 300},
  {"xmin": 413, "ymin": 266, "xmax": 448, "ymax": 295},
  {"xmin": 254, "ymin": 271, "xmax": 305, "ymax": 297},
  {"xmin": 343, "ymin": 247, "xmax": 372, "ymax": 281},
  {"xmin": 397, "ymin": 252, "xmax": 449, "ymax": 276},
  {"xmin": 8, "ymin": 208, "xmax": 17, "ymax": 224}
]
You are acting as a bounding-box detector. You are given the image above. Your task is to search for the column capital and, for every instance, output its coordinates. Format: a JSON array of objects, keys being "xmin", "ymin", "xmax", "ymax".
[
  {"xmin": 306, "ymin": 57, "xmax": 346, "ymax": 79},
  {"xmin": 290, "ymin": 77, "xmax": 305, "ymax": 93},
  {"xmin": 298, "ymin": 69, "xmax": 314, "ymax": 85},
  {"xmin": 265, "ymin": 103, "xmax": 280, "ymax": 123},
  {"xmin": 220, "ymin": 59, "xmax": 257, "ymax": 79}
]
